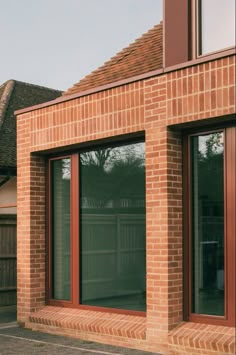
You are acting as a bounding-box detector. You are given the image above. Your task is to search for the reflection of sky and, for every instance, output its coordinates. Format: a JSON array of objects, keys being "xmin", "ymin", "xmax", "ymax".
[
  {"xmin": 198, "ymin": 133, "xmax": 223, "ymax": 156},
  {"xmin": 201, "ymin": 0, "xmax": 235, "ymax": 54},
  {"xmin": 62, "ymin": 159, "xmax": 71, "ymax": 180}
]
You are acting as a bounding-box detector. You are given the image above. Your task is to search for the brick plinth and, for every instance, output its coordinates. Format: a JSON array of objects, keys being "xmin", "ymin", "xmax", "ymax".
[
  {"xmin": 29, "ymin": 306, "xmax": 146, "ymax": 340},
  {"xmin": 168, "ymin": 323, "xmax": 235, "ymax": 355}
]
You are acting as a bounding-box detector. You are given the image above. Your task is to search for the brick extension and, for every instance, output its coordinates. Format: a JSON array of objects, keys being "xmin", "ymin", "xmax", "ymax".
[{"xmin": 16, "ymin": 52, "xmax": 236, "ymax": 355}]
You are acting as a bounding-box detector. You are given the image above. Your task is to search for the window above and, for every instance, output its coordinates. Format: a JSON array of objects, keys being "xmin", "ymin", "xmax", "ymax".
[
  {"xmin": 199, "ymin": 0, "xmax": 236, "ymax": 55},
  {"xmin": 164, "ymin": 0, "xmax": 235, "ymax": 67}
]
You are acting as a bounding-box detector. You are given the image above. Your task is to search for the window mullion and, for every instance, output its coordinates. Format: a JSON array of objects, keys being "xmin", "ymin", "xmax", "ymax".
[
  {"xmin": 225, "ymin": 127, "xmax": 236, "ymax": 325},
  {"xmin": 71, "ymin": 154, "xmax": 79, "ymax": 306}
]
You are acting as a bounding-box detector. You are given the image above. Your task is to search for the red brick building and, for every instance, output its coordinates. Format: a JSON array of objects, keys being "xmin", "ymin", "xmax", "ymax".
[{"xmin": 16, "ymin": 1, "xmax": 235, "ymax": 354}]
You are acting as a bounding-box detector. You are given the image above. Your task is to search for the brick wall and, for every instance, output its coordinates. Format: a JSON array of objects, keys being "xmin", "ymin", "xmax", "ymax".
[{"xmin": 17, "ymin": 55, "xmax": 235, "ymax": 354}]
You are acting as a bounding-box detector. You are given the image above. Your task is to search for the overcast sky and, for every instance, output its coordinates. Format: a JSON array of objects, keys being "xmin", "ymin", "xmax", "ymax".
[{"xmin": 0, "ymin": 0, "xmax": 162, "ymax": 91}]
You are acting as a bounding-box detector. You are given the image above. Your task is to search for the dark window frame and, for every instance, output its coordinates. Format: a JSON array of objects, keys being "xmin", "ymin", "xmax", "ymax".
[
  {"xmin": 46, "ymin": 155, "xmax": 73, "ymax": 307},
  {"xmin": 164, "ymin": 0, "xmax": 235, "ymax": 68},
  {"xmin": 193, "ymin": 0, "xmax": 236, "ymax": 58},
  {"xmin": 46, "ymin": 138, "xmax": 146, "ymax": 317},
  {"xmin": 183, "ymin": 126, "xmax": 236, "ymax": 326}
]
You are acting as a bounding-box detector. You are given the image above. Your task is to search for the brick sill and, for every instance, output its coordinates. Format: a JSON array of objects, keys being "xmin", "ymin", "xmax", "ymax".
[
  {"xmin": 29, "ymin": 306, "xmax": 146, "ymax": 340},
  {"xmin": 168, "ymin": 322, "xmax": 235, "ymax": 354}
]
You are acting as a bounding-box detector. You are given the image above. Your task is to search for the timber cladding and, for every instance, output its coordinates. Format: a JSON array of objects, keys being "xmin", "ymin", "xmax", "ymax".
[
  {"xmin": 0, "ymin": 215, "xmax": 16, "ymax": 306},
  {"xmin": 16, "ymin": 55, "xmax": 235, "ymax": 355}
]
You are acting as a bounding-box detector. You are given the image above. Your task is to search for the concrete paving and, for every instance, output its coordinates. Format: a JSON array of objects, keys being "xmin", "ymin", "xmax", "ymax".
[{"xmin": 0, "ymin": 306, "xmax": 161, "ymax": 355}]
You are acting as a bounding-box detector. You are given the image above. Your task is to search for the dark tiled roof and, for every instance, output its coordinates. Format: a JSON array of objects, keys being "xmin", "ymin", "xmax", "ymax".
[
  {"xmin": 0, "ymin": 80, "xmax": 62, "ymax": 169},
  {"xmin": 64, "ymin": 22, "xmax": 163, "ymax": 96}
]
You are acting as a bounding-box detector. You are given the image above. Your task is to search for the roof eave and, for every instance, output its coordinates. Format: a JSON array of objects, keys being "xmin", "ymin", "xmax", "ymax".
[
  {"xmin": 15, "ymin": 68, "xmax": 164, "ymax": 116},
  {"xmin": 0, "ymin": 80, "xmax": 15, "ymax": 129}
]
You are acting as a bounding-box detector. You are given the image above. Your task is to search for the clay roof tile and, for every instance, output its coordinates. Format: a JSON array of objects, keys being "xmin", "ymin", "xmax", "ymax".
[
  {"xmin": 0, "ymin": 80, "xmax": 61, "ymax": 169},
  {"xmin": 64, "ymin": 22, "xmax": 163, "ymax": 96}
]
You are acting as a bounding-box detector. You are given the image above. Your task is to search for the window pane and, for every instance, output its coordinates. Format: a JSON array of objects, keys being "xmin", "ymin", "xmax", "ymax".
[
  {"xmin": 200, "ymin": 0, "xmax": 235, "ymax": 55},
  {"xmin": 191, "ymin": 133, "xmax": 224, "ymax": 316},
  {"xmin": 80, "ymin": 142, "xmax": 146, "ymax": 311},
  {"xmin": 51, "ymin": 158, "xmax": 71, "ymax": 300}
]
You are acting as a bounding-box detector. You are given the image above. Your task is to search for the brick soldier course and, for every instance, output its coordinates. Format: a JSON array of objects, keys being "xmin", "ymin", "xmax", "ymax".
[{"xmin": 0, "ymin": 310, "xmax": 159, "ymax": 355}]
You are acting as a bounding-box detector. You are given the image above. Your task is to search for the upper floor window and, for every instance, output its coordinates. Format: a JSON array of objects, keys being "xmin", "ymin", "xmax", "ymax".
[
  {"xmin": 164, "ymin": 0, "xmax": 236, "ymax": 67},
  {"xmin": 199, "ymin": 0, "xmax": 235, "ymax": 55}
]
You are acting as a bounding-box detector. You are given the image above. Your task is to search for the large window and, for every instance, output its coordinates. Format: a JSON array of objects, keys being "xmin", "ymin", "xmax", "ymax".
[
  {"xmin": 198, "ymin": 0, "xmax": 235, "ymax": 55},
  {"xmin": 48, "ymin": 140, "xmax": 146, "ymax": 314},
  {"xmin": 184, "ymin": 127, "xmax": 235, "ymax": 326}
]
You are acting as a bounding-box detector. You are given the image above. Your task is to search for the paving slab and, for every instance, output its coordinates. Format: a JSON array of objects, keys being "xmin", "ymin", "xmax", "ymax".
[
  {"xmin": 0, "ymin": 322, "xmax": 161, "ymax": 355},
  {"xmin": 0, "ymin": 306, "xmax": 162, "ymax": 354}
]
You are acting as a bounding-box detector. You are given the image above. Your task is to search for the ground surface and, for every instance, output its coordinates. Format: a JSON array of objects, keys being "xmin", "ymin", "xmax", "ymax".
[{"xmin": 0, "ymin": 306, "xmax": 160, "ymax": 354}]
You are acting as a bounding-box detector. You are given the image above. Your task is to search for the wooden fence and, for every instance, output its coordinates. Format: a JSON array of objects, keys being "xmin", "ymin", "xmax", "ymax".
[
  {"xmin": 81, "ymin": 213, "xmax": 146, "ymax": 302},
  {"xmin": 0, "ymin": 215, "xmax": 16, "ymax": 306}
]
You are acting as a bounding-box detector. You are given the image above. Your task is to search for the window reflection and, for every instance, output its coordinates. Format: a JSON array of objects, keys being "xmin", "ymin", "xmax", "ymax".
[
  {"xmin": 191, "ymin": 132, "xmax": 224, "ymax": 316},
  {"xmin": 51, "ymin": 158, "xmax": 71, "ymax": 300},
  {"xmin": 80, "ymin": 142, "xmax": 146, "ymax": 311}
]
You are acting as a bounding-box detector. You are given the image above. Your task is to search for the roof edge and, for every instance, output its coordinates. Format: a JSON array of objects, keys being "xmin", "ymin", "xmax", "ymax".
[
  {"xmin": 15, "ymin": 67, "xmax": 164, "ymax": 116},
  {"xmin": 0, "ymin": 80, "xmax": 15, "ymax": 128},
  {"xmin": 63, "ymin": 22, "xmax": 163, "ymax": 96},
  {"xmin": 15, "ymin": 47, "xmax": 236, "ymax": 117},
  {"xmin": 12, "ymin": 79, "xmax": 62, "ymax": 93}
]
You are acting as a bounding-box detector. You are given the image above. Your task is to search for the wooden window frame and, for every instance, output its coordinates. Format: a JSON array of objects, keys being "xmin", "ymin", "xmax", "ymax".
[
  {"xmin": 46, "ymin": 155, "xmax": 73, "ymax": 307},
  {"xmin": 46, "ymin": 139, "xmax": 146, "ymax": 317},
  {"xmin": 164, "ymin": 0, "xmax": 235, "ymax": 68},
  {"xmin": 183, "ymin": 126, "xmax": 236, "ymax": 326},
  {"xmin": 192, "ymin": 0, "xmax": 236, "ymax": 59}
]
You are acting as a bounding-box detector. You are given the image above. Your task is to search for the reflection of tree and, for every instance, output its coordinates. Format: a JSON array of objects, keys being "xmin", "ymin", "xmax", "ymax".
[
  {"xmin": 109, "ymin": 152, "xmax": 145, "ymax": 207},
  {"xmin": 204, "ymin": 132, "xmax": 223, "ymax": 158},
  {"xmin": 197, "ymin": 133, "xmax": 224, "ymax": 217},
  {"xmin": 198, "ymin": 132, "xmax": 223, "ymax": 160},
  {"xmin": 80, "ymin": 148, "xmax": 119, "ymax": 171},
  {"xmin": 80, "ymin": 144, "xmax": 145, "ymax": 209}
]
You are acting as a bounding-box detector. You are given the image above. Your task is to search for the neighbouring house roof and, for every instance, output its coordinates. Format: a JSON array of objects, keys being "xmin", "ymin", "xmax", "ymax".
[
  {"xmin": 64, "ymin": 22, "xmax": 163, "ymax": 96},
  {"xmin": 0, "ymin": 80, "xmax": 62, "ymax": 171}
]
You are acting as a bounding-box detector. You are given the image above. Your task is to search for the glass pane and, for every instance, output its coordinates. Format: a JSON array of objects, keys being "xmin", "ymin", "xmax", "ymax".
[
  {"xmin": 80, "ymin": 142, "xmax": 146, "ymax": 311},
  {"xmin": 191, "ymin": 132, "xmax": 224, "ymax": 316},
  {"xmin": 51, "ymin": 158, "xmax": 71, "ymax": 300},
  {"xmin": 200, "ymin": 0, "xmax": 235, "ymax": 55}
]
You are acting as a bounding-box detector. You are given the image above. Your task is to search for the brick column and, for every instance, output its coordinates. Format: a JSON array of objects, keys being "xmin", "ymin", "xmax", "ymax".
[
  {"xmin": 145, "ymin": 127, "xmax": 183, "ymax": 346},
  {"xmin": 144, "ymin": 75, "xmax": 183, "ymax": 351},
  {"xmin": 17, "ymin": 113, "xmax": 46, "ymax": 322},
  {"xmin": 29, "ymin": 155, "xmax": 46, "ymax": 312}
]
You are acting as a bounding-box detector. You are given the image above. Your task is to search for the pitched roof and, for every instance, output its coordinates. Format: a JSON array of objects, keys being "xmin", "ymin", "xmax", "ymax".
[
  {"xmin": 64, "ymin": 22, "xmax": 163, "ymax": 96},
  {"xmin": 0, "ymin": 80, "xmax": 62, "ymax": 170}
]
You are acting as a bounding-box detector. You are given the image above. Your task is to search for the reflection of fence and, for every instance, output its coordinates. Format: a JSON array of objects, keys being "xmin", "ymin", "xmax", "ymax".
[
  {"xmin": 199, "ymin": 216, "xmax": 224, "ymax": 290},
  {"xmin": 81, "ymin": 213, "xmax": 145, "ymax": 302},
  {"xmin": 201, "ymin": 216, "xmax": 224, "ymax": 244},
  {"xmin": 0, "ymin": 215, "xmax": 16, "ymax": 306}
]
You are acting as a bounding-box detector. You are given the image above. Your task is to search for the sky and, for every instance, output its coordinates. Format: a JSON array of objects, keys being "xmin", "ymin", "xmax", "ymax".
[{"xmin": 0, "ymin": 0, "xmax": 162, "ymax": 91}]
